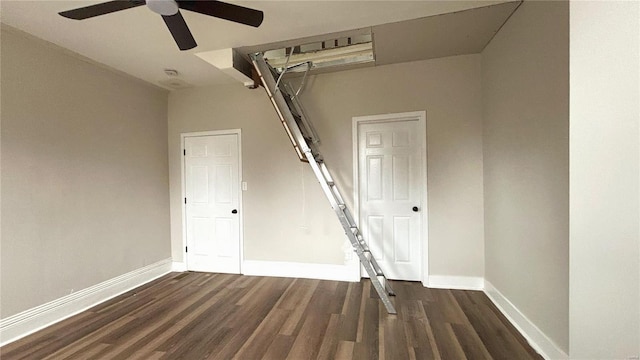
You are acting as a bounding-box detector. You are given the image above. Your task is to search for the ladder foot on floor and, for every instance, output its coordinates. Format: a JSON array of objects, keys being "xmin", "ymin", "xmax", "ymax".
[{"xmin": 251, "ymin": 51, "xmax": 397, "ymax": 315}]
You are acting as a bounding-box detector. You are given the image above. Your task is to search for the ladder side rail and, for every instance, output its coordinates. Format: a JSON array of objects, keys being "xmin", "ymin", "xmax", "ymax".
[
  {"xmin": 253, "ymin": 53, "xmax": 397, "ymax": 314},
  {"xmin": 284, "ymin": 83, "xmax": 320, "ymax": 144},
  {"xmin": 318, "ymin": 163, "xmax": 347, "ymax": 205},
  {"xmin": 318, "ymin": 162, "xmax": 357, "ymax": 226},
  {"xmin": 304, "ymin": 152, "xmax": 397, "ymax": 313},
  {"xmin": 252, "ymin": 53, "xmax": 311, "ymax": 156},
  {"xmin": 308, "ymin": 156, "xmax": 397, "ymax": 305},
  {"xmin": 303, "ymin": 154, "xmax": 360, "ymax": 236},
  {"xmin": 253, "ymin": 54, "xmax": 357, "ymax": 245},
  {"xmin": 316, "ymin": 172, "xmax": 362, "ymax": 244},
  {"xmin": 319, "ymin": 161, "xmax": 395, "ymax": 298}
]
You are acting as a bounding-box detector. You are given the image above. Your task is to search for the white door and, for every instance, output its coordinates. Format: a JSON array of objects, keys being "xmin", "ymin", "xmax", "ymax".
[
  {"xmin": 357, "ymin": 116, "xmax": 424, "ymax": 281},
  {"xmin": 185, "ymin": 134, "xmax": 241, "ymax": 273}
]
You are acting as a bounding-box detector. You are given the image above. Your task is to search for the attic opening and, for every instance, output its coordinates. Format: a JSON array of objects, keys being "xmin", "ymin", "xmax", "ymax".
[{"xmin": 263, "ymin": 33, "xmax": 374, "ymax": 74}]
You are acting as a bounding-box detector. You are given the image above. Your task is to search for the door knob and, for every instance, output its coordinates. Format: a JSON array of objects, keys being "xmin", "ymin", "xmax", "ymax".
[
  {"xmin": 231, "ymin": 209, "xmax": 238, "ymax": 214},
  {"xmin": 412, "ymin": 206, "xmax": 419, "ymax": 212}
]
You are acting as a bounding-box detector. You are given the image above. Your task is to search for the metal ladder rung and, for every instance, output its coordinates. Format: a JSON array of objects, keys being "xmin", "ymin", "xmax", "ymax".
[
  {"xmin": 368, "ymin": 256, "xmax": 383, "ymax": 272},
  {"xmin": 362, "ymin": 256, "xmax": 382, "ymax": 275},
  {"xmin": 383, "ymin": 280, "xmax": 396, "ymax": 296},
  {"xmin": 251, "ymin": 52, "xmax": 396, "ymax": 315}
]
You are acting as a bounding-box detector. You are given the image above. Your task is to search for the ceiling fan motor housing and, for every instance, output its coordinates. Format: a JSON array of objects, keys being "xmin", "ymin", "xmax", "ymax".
[
  {"xmin": 146, "ymin": 0, "xmax": 179, "ymax": 16},
  {"xmin": 58, "ymin": 0, "xmax": 264, "ymax": 51}
]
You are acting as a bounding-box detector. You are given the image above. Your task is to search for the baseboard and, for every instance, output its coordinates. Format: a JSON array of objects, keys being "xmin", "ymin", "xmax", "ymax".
[
  {"xmin": 0, "ymin": 258, "xmax": 172, "ymax": 346},
  {"xmin": 242, "ymin": 260, "xmax": 360, "ymax": 282},
  {"xmin": 172, "ymin": 261, "xmax": 187, "ymax": 272},
  {"xmin": 484, "ymin": 280, "xmax": 568, "ymax": 359},
  {"xmin": 427, "ymin": 275, "xmax": 484, "ymax": 290}
]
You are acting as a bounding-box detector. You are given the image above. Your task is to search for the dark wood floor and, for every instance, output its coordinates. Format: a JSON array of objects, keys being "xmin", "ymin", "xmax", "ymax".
[{"xmin": 1, "ymin": 272, "xmax": 542, "ymax": 360}]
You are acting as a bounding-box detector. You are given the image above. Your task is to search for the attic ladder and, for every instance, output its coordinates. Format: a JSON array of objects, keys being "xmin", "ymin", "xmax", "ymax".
[{"xmin": 250, "ymin": 52, "xmax": 397, "ymax": 314}]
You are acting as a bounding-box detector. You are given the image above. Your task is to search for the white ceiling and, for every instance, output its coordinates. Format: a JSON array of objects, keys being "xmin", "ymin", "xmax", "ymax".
[{"xmin": 0, "ymin": 0, "xmax": 514, "ymax": 89}]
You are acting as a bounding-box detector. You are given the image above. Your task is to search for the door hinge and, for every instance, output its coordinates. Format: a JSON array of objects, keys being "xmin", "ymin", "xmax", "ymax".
[
  {"xmin": 183, "ymin": 149, "xmax": 186, "ymax": 156},
  {"xmin": 185, "ymin": 246, "xmax": 188, "ymax": 253},
  {"xmin": 184, "ymin": 198, "xmax": 187, "ymax": 204}
]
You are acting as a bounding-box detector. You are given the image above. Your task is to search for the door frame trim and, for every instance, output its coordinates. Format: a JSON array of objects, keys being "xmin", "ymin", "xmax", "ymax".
[
  {"xmin": 352, "ymin": 111, "xmax": 428, "ymax": 285},
  {"xmin": 180, "ymin": 129, "xmax": 244, "ymax": 273}
]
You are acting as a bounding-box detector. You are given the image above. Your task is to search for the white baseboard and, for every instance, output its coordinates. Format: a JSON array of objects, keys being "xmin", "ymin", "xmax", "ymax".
[
  {"xmin": 484, "ymin": 280, "xmax": 568, "ymax": 359},
  {"xmin": 172, "ymin": 261, "xmax": 187, "ymax": 272},
  {"xmin": 242, "ymin": 260, "xmax": 360, "ymax": 282},
  {"xmin": 0, "ymin": 258, "xmax": 172, "ymax": 346},
  {"xmin": 427, "ymin": 275, "xmax": 484, "ymax": 290}
]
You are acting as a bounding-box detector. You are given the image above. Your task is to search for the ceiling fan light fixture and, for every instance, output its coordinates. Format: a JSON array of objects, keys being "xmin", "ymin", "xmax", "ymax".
[
  {"xmin": 146, "ymin": 0, "xmax": 179, "ymax": 16},
  {"xmin": 58, "ymin": 0, "xmax": 264, "ymax": 51}
]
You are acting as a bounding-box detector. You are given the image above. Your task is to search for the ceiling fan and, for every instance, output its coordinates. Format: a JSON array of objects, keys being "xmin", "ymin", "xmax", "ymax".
[{"xmin": 59, "ymin": 0, "xmax": 264, "ymax": 51}]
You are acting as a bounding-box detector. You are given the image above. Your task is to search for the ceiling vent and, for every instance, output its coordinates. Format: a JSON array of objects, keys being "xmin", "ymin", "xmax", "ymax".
[{"xmin": 157, "ymin": 68, "xmax": 192, "ymax": 90}]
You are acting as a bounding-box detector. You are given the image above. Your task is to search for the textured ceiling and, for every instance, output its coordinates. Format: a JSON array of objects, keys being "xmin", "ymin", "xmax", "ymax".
[{"xmin": 0, "ymin": 1, "xmax": 517, "ymax": 90}]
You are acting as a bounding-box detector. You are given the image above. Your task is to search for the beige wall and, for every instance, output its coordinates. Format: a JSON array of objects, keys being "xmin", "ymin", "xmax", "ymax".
[
  {"xmin": 569, "ymin": 1, "xmax": 640, "ymax": 358},
  {"xmin": 168, "ymin": 54, "xmax": 485, "ymax": 279},
  {"xmin": 481, "ymin": 1, "xmax": 569, "ymax": 353},
  {"xmin": 0, "ymin": 28, "xmax": 171, "ymax": 317},
  {"xmin": 299, "ymin": 55, "xmax": 485, "ymax": 279},
  {"xmin": 168, "ymin": 84, "xmax": 346, "ymax": 265}
]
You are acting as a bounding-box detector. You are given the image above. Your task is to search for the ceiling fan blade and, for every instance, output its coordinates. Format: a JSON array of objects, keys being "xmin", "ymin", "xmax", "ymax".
[
  {"xmin": 162, "ymin": 12, "xmax": 197, "ymax": 51},
  {"xmin": 59, "ymin": 0, "xmax": 145, "ymax": 20},
  {"xmin": 177, "ymin": 1, "xmax": 263, "ymax": 27}
]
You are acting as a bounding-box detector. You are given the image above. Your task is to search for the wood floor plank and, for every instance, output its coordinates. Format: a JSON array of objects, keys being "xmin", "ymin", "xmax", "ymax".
[
  {"xmin": 334, "ymin": 340, "xmax": 355, "ymax": 360},
  {"xmin": 108, "ymin": 274, "xmax": 238, "ymax": 359},
  {"xmin": 70, "ymin": 343, "xmax": 111, "ymax": 360},
  {"xmin": 277, "ymin": 278, "xmax": 316, "ymax": 311},
  {"xmin": 285, "ymin": 311, "xmax": 331, "ymax": 359},
  {"xmin": 151, "ymin": 278, "xmax": 246, "ymax": 352},
  {"xmin": 413, "ymin": 342, "xmax": 439, "ymax": 360},
  {"xmin": 261, "ymin": 334, "xmax": 295, "ymax": 360},
  {"xmin": 462, "ymin": 295, "xmax": 541, "ymax": 359},
  {"xmin": 41, "ymin": 315, "xmax": 138, "ymax": 360},
  {"xmin": 450, "ymin": 323, "xmax": 493, "ymax": 360},
  {"xmin": 382, "ymin": 314, "xmax": 411, "ymax": 360},
  {"xmin": 353, "ymin": 297, "xmax": 381, "ymax": 360},
  {"xmin": 430, "ymin": 322, "xmax": 468, "ymax": 360},
  {"xmin": 401, "ymin": 299, "xmax": 429, "ymax": 321},
  {"xmin": 128, "ymin": 274, "xmax": 246, "ymax": 358},
  {"xmin": 1, "ymin": 272, "xmax": 544, "ymax": 360},
  {"xmin": 209, "ymin": 277, "xmax": 294, "ymax": 360},
  {"xmin": 316, "ymin": 313, "xmax": 342, "ymax": 360},
  {"xmin": 337, "ymin": 282, "xmax": 362, "ymax": 342},
  {"xmin": 329, "ymin": 281, "xmax": 350, "ymax": 314},
  {"xmin": 3, "ymin": 311, "xmax": 94, "ymax": 358},
  {"xmin": 423, "ymin": 318, "xmax": 443, "ymax": 360},
  {"xmin": 355, "ymin": 280, "xmax": 371, "ymax": 343},
  {"xmin": 278, "ymin": 279, "xmax": 319, "ymax": 336},
  {"xmin": 428, "ymin": 289, "xmax": 470, "ymax": 325},
  {"xmin": 233, "ymin": 308, "xmax": 290, "ymax": 359},
  {"xmin": 465, "ymin": 290, "xmax": 542, "ymax": 359},
  {"xmin": 128, "ymin": 350, "xmax": 166, "ymax": 360}
]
